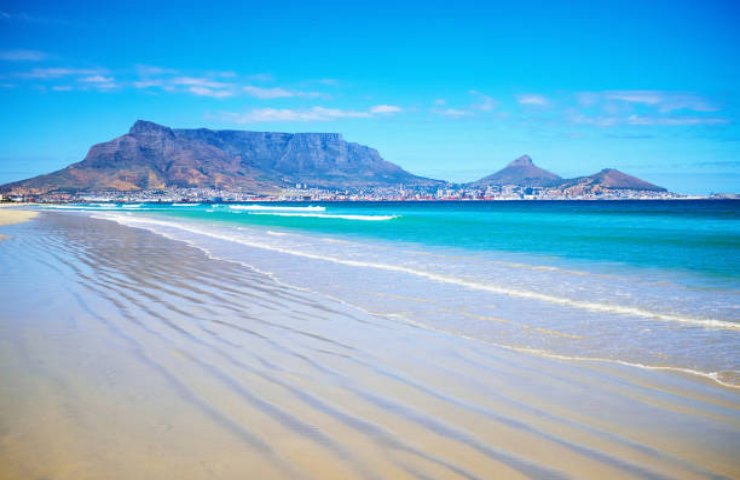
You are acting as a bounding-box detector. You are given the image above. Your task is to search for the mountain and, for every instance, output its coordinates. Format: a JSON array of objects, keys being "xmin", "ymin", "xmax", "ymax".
[
  {"xmin": 467, "ymin": 156, "xmax": 666, "ymax": 192},
  {"xmin": 467, "ymin": 155, "xmax": 562, "ymax": 187},
  {"xmin": 559, "ymin": 168, "xmax": 667, "ymax": 192},
  {"xmin": 1, "ymin": 120, "xmax": 439, "ymax": 194}
]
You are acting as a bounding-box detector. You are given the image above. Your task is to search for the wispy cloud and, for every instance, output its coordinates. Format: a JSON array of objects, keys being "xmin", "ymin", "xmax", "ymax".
[
  {"xmin": 171, "ymin": 76, "xmax": 231, "ymax": 89},
  {"xmin": 431, "ymin": 91, "xmax": 497, "ymax": 118},
  {"xmin": 0, "ymin": 9, "xmax": 73, "ymax": 25},
  {"xmin": 580, "ymin": 90, "xmax": 719, "ymax": 113},
  {"xmin": 20, "ymin": 67, "xmax": 107, "ymax": 79},
  {"xmin": 0, "ymin": 49, "xmax": 48, "ymax": 61},
  {"xmin": 516, "ymin": 94, "xmax": 549, "ymax": 106},
  {"xmin": 569, "ymin": 112, "xmax": 729, "ymax": 128},
  {"xmin": 78, "ymin": 74, "xmax": 117, "ymax": 89},
  {"xmin": 432, "ymin": 108, "xmax": 472, "ymax": 118},
  {"xmin": 220, "ymin": 104, "xmax": 402, "ymax": 123},
  {"xmin": 369, "ymin": 104, "xmax": 402, "ymax": 114},
  {"xmin": 187, "ymin": 86, "xmax": 234, "ymax": 98},
  {"xmin": 243, "ymin": 84, "xmax": 320, "ymax": 99},
  {"xmin": 469, "ymin": 90, "xmax": 497, "ymax": 111},
  {"xmin": 626, "ymin": 115, "xmax": 728, "ymax": 126}
]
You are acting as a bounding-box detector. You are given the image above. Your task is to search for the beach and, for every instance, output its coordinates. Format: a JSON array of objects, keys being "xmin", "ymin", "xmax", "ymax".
[
  {"xmin": 0, "ymin": 210, "xmax": 737, "ymax": 479},
  {"xmin": 0, "ymin": 207, "xmax": 38, "ymax": 240}
]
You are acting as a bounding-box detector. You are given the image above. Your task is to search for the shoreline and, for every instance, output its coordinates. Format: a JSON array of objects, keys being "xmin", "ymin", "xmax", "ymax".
[{"xmin": 0, "ymin": 211, "xmax": 737, "ymax": 479}]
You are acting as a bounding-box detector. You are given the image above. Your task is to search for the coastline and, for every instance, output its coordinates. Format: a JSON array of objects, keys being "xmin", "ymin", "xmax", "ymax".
[{"xmin": 0, "ymin": 212, "xmax": 737, "ymax": 479}]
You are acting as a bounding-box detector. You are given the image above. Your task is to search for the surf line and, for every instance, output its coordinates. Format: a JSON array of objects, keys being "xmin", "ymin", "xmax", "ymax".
[{"xmin": 98, "ymin": 214, "xmax": 739, "ymax": 331}]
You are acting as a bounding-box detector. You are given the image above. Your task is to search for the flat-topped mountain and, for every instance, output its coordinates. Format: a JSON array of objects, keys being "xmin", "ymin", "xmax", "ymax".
[
  {"xmin": 2, "ymin": 120, "xmax": 439, "ymax": 194},
  {"xmin": 467, "ymin": 155, "xmax": 562, "ymax": 187}
]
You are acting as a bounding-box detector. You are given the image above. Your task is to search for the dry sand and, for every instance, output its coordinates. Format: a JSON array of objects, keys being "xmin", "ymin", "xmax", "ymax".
[{"xmin": 0, "ymin": 209, "xmax": 38, "ymax": 239}]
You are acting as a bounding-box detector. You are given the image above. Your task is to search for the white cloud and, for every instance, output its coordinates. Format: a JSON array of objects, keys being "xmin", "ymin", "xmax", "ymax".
[
  {"xmin": 21, "ymin": 67, "xmax": 106, "ymax": 79},
  {"xmin": 220, "ymin": 104, "xmax": 403, "ymax": 123},
  {"xmin": 80, "ymin": 74, "xmax": 114, "ymax": 84},
  {"xmin": 369, "ymin": 104, "xmax": 402, "ymax": 114},
  {"xmin": 0, "ymin": 49, "xmax": 47, "ymax": 61},
  {"xmin": 432, "ymin": 108, "xmax": 471, "ymax": 118},
  {"xmin": 569, "ymin": 112, "xmax": 728, "ymax": 127},
  {"xmin": 187, "ymin": 86, "xmax": 233, "ymax": 98},
  {"xmin": 243, "ymin": 84, "xmax": 323, "ymax": 99},
  {"xmin": 627, "ymin": 115, "xmax": 728, "ymax": 126},
  {"xmin": 516, "ymin": 94, "xmax": 549, "ymax": 106},
  {"xmin": 171, "ymin": 76, "xmax": 230, "ymax": 89},
  {"xmin": 78, "ymin": 74, "xmax": 117, "ymax": 89},
  {"xmin": 243, "ymin": 85, "xmax": 295, "ymax": 99},
  {"xmin": 605, "ymin": 90, "xmax": 663, "ymax": 105},
  {"xmin": 580, "ymin": 90, "xmax": 719, "ymax": 113}
]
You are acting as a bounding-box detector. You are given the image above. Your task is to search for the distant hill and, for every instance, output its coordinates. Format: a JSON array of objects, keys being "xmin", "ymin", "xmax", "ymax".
[
  {"xmin": 1, "ymin": 120, "xmax": 440, "ymax": 194},
  {"xmin": 467, "ymin": 155, "xmax": 562, "ymax": 187},
  {"xmin": 558, "ymin": 168, "xmax": 667, "ymax": 192},
  {"xmin": 467, "ymin": 156, "xmax": 665, "ymax": 192}
]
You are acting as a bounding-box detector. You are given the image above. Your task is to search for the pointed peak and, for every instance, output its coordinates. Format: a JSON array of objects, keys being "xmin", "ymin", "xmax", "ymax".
[
  {"xmin": 507, "ymin": 155, "xmax": 533, "ymax": 167},
  {"xmin": 129, "ymin": 120, "xmax": 173, "ymax": 136}
]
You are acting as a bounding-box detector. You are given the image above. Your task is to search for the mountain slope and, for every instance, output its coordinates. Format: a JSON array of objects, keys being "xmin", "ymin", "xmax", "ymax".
[
  {"xmin": 559, "ymin": 168, "xmax": 667, "ymax": 192},
  {"xmin": 467, "ymin": 155, "xmax": 562, "ymax": 187},
  {"xmin": 1, "ymin": 120, "xmax": 439, "ymax": 194}
]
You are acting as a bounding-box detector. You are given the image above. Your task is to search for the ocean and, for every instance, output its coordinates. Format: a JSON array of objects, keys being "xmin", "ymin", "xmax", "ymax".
[{"xmin": 46, "ymin": 200, "xmax": 740, "ymax": 388}]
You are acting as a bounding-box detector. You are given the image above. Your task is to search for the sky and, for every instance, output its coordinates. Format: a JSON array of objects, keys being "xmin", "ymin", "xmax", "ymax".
[{"xmin": 1, "ymin": 0, "xmax": 739, "ymax": 194}]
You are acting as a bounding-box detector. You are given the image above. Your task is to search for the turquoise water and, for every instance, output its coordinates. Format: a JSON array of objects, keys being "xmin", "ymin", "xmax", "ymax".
[
  {"xmin": 43, "ymin": 200, "xmax": 740, "ymax": 386},
  {"xmin": 136, "ymin": 200, "xmax": 740, "ymax": 281}
]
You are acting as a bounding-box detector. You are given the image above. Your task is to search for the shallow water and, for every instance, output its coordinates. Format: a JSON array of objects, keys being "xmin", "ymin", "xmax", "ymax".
[
  {"xmin": 74, "ymin": 200, "xmax": 740, "ymax": 389},
  {"xmin": 1, "ymin": 212, "xmax": 738, "ymax": 479}
]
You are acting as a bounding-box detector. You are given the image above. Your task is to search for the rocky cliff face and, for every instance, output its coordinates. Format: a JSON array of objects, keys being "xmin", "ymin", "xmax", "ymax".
[
  {"xmin": 2, "ymin": 120, "xmax": 438, "ymax": 194},
  {"xmin": 467, "ymin": 155, "xmax": 563, "ymax": 187}
]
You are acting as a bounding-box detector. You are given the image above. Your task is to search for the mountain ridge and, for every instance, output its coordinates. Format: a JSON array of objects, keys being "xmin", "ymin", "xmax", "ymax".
[
  {"xmin": 1, "ymin": 121, "xmax": 667, "ymax": 194},
  {"xmin": 2, "ymin": 120, "xmax": 439, "ymax": 194}
]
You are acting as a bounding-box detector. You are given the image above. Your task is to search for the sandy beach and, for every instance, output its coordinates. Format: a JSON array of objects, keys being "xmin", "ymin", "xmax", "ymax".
[
  {"xmin": 0, "ymin": 212, "xmax": 738, "ymax": 479},
  {"xmin": 0, "ymin": 207, "xmax": 38, "ymax": 240}
]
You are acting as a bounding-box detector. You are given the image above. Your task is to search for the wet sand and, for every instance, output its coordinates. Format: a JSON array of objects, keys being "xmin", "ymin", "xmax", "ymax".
[
  {"xmin": 0, "ymin": 208, "xmax": 37, "ymax": 239},
  {"xmin": 0, "ymin": 213, "xmax": 738, "ymax": 479}
]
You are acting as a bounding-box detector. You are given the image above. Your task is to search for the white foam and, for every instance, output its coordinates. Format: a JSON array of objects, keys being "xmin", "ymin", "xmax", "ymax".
[
  {"xmin": 390, "ymin": 314, "xmax": 740, "ymax": 389},
  {"xmin": 229, "ymin": 204, "xmax": 326, "ymax": 212},
  {"xmin": 172, "ymin": 203, "xmax": 200, "ymax": 207},
  {"xmin": 93, "ymin": 213, "xmax": 740, "ymax": 331},
  {"xmin": 248, "ymin": 212, "xmax": 399, "ymax": 221}
]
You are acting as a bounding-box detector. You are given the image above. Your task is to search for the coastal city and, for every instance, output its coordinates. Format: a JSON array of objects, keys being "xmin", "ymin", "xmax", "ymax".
[{"xmin": 0, "ymin": 183, "xmax": 730, "ymax": 204}]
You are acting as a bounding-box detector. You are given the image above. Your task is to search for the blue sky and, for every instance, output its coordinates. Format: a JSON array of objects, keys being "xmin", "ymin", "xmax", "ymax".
[{"xmin": 1, "ymin": 0, "xmax": 739, "ymax": 193}]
